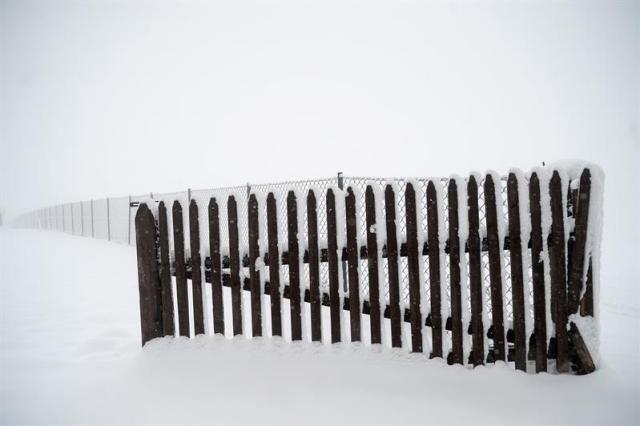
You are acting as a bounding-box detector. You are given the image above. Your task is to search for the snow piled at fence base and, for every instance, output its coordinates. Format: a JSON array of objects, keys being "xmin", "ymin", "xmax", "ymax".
[{"xmin": 2, "ymin": 171, "xmax": 633, "ymax": 424}]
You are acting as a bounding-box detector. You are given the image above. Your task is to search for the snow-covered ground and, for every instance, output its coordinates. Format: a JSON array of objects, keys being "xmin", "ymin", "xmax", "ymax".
[{"xmin": 1, "ymin": 228, "xmax": 638, "ymax": 425}]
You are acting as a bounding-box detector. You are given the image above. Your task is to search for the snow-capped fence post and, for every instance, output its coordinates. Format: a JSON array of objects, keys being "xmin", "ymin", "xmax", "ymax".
[
  {"xmin": 529, "ymin": 172, "xmax": 548, "ymax": 373},
  {"xmin": 405, "ymin": 183, "xmax": 423, "ymax": 353},
  {"xmin": 208, "ymin": 198, "xmax": 225, "ymax": 335},
  {"xmin": 307, "ymin": 190, "xmax": 322, "ymax": 342},
  {"xmin": 189, "ymin": 200, "xmax": 205, "ymax": 336},
  {"xmin": 337, "ymin": 172, "xmax": 348, "ymax": 294},
  {"xmin": 157, "ymin": 201, "xmax": 175, "ymax": 337},
  {"xmin": 507, "ymin": 173, "xmax": 527, "ymax": 372},
  {"xmin": 326, "ymin": 188, "xmax": 342, "ymax": 343},
  {"xmin": 227, "ymin": 195, "xmax": 243, "ymax": 336},
  {"xmin": 484, "ymin": 175, "xmax": 506, "ymax": 362},
  {"xmin": 173, "ymin": 201, "xmax": 190, "ymax": 337},
  {"xmin": 427, "ymin": 181, "xmax": 443, "ymax": 359},
  {"xmin": 365, "ymin": 185, "xmax": 382, "ymax": 345},
  {"xmin": 248, "ymin": 194, "xmax": 262, "ymax": 338},
  {"xmin": 384, "ymin": 185, "xmax": 402, "ymax": 349},
  {"xmin": 266, "ymin": 193, "xmax": 282, "ymax": 337},
  {"xmin": 549, "ymin": 172, "xmax": 570, "ymax": 373},
  {"xmin": 447, "ymin": 179, "xmax": 464, "ymax": 365},
  {"xmin": 467, "ymin": 176, "xmax": 484, "ymax": 367},
  {"xmin": 345, "ymin": 187, "xmax": 361, "ymax": 342},
  {"xmin": 287, "ymin": 191, "xmax": 302, "ymax": 341},
  {"xmin": 135, "ymin": 203, "xmax": 163, "ymax": 345}
]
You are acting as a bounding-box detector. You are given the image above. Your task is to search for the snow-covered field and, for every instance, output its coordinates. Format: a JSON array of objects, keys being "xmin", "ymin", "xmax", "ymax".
[{"xmin": 1, "ymin": 228, "xmax": 638, "ymax": 425}]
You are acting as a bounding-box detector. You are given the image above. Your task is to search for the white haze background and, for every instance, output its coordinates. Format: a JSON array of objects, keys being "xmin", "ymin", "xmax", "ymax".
[{"xmin": 1, "ymin": 0, "xmax": 638, "ymax": 424}]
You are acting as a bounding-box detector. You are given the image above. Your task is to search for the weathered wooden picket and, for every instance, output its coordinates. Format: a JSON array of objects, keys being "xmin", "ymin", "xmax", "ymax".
[{"xmin": 135, "ymin": 165, "xmax": 601, "ymax": 375}]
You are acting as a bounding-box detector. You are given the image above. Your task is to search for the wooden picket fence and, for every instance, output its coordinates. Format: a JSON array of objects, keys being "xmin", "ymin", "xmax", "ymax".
[{"xmin": 135, "ymin": 166, "xmax": 600, "ymax": 375}]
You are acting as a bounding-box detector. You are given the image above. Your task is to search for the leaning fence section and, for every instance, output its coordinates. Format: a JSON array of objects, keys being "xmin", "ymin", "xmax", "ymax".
[{"xmin": 132, "ymin": 163, "xmax": 602, "ymax": 375}]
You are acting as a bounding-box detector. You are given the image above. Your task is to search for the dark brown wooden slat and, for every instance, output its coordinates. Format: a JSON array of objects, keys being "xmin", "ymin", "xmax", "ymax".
[
  {"xmin": 287, "ymin": 191, "xmax": 302, "ymax": 341},
  {"xmin": 568, "ymin": 169, "xmax": 591, "ymax": 315},
  {"xmin": 385, "ymin": 185, "xmax": 402, "ymax": 348},
  {"xmin": 529, "ymin": 172, "xmax": 548, "ymax": 373},
  {"xmin": 307, "ymin": 190, "xmax": 322, "ymax": 342},
  {"xmin": 568, "ymin": 321, "xmax": 596, "ymax": 375},
  {"xmin": 580, "ymin": 260, "xmax": 594, "ymax": 317},
  {"xmin": 427, "ymin": 181, "xmax": 443, "ymax": 358},
  {"xmin": 266, "ymin": 193, "xmax": 282, "ymax": 337},
  {"xmin": 507, "ymin": 173, "xmax": 526, "ymax": 371},
  {"xmin": 135, "ymin": 203, "xmax": 163, "ymax": 345},
  {"xmin": 467, "ymin": 176, "xmax": 484, "ymax": 366},
  {"xmin": 157, "ymin": 202, "xmax": 175, "ymax": 337},
  {"xmin": 346, "ymin": 187, "xmax": 361, "ymax": 342},
  {"xmin": 549, "ymin": 171, "xmax": 570, "ymax": 373},
  {"xmin": 173, "ymin": 201, "xmax": 190, "ymax": 337},
  {"xmin": 448, "ymin": 179, "xmax": 463, "ymax": 364},
  {"xmin": 248, "ymin": 194, "xmax": 262, "ymax": 337},
  {"xmin": 365, "ymin": 186, "xmax": 381, "ymax": 345},
  {"xmin": 483, "ymin": 174, "xmax": 506, "ymax": 362},
  {"xmin": 405, "ymin": 183, "xmax": 423, "ymax": 353},
  {"xmin": 189, "ymin": 200, "xmax": 205, "ymax": 336},
  {"xmin": 326, "ymin": 189, "xmax": 341, "ymax": 343},
  {"xmin": 228, "ymin": 195, "xmax": 243, "ymax": 336},
  {"xmin": 208, "ymin": 198, "xmax": 225, "ymax": 335}
]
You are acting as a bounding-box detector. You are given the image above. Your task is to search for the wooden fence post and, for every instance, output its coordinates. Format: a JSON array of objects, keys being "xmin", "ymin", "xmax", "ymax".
[
  {"xmin": 549, "ymin": 171, "xmax": 569, "ymax": 373},
  {"xmin": 467, "ymin": 176, "xmax": 484, "ymax": 366},
  {"xmin": 266, "ymin": 193, "xmax": 282, "ymax": 337},
  {"xmin": 158, "ymin": 202, "xmax": 175, "ymax": 336},
  {"xmin": 135, "ymin": 203, "xmax": 163, "ymax": 345},
  {"xmin": 248, "ymin": 194, "xmax": 262, "ymax": 337},
  {"xmin": 529, "ymin": 172, "xmax": 547, "ymax": 372},
  {"xmin": 189, "ymin": 200, "xmax": 205, "ymax": 335},
  {"xmin": 569, "ymin": 169, "xmax": 591, "ymax": 315},
  {"xmin": 365, "ymin": 186, "xmax": 381, "ymax": 345},
  {"xmin": 346, "ymin": 187, "xmax": 361, "ymax": 342},
  {"xmin": 427, "ymin": 181, "xmax": 443, "ymax": 358},
  {"xmin": 326, "ymin": 189, "xmax": 341, "ymax": 343},
  {"xmin": 385, "ymin": 185, "xmax": 402, "ymax": 348},
  {"xmin": 447, "ymin": 179, "xmax": 463, "ymax": 365},
  {"xmin": 405, "ymin": 183, "xmax": 422, "ymax": 353},
  {"xmin": 209, "ymin": 198, "xmax": 225, "ymax": 335},
  {"xmin": 507, "ymin": 173, "xmax": 526, "ymax": 371},
  {"xmin": 173, "ymin": 201, "xmax": 190, "ymax": 337},
  {"xmin": 228, "ymin": 195, "xmax": 243, "ymax": 336},
  {"xmin": 307, "ymin": 190, "xmax": 322, "ymax": 342},
  {"xmin": 287, "ymin": 191, "xmax": 302, "ymax": 341},
  {"xmin": 484, "ymin": 174, "xmax": 506, "ymax": 362}
]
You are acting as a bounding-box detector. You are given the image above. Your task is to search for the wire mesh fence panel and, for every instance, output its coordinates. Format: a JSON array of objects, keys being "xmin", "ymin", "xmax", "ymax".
[
  {"xmin": 71, "ymin": 202, "xmax": 82, "ymax": 236},
  {"xmin": 93, "ymin": 199, "xmax": 110, "ymax": 240},
  {"xmin": 108, "ymin": 196, "xmax": 131, "ymax": 244}
]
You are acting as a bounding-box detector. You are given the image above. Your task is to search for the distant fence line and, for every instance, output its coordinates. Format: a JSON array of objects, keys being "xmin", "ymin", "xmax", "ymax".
[{"xmin": 133, "ymin": 163, "xmax": 603, "ymax": 375}]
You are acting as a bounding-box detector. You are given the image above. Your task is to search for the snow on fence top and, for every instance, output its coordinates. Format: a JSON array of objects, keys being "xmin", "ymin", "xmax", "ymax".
[{"xmin": 15, "ymin": 161, "xmax": 603, "ymax": 375}]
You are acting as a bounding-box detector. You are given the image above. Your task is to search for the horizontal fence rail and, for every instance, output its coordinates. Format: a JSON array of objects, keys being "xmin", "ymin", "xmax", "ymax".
[{"xmin": 12, "ymin": 164, "xmax": 603, "ymax": 375}]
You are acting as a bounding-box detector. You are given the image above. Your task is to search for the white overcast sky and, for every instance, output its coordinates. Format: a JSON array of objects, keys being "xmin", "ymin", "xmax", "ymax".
[{"xmin": 1, "ymin": 1, "xmax": 638, "ymax": 240}]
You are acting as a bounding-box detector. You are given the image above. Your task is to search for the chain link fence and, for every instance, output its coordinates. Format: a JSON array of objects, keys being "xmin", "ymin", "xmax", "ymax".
[{"xmin": 12, "ymin": 174, "xmax": 522, "ymax": 326}]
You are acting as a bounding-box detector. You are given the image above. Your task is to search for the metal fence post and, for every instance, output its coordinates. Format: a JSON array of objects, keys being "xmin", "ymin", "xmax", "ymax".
[
  {"xmin": 70, "ymin": 203, "xmax": 75, "ymax": 235},
  {"xmin": 80, "ymin": 202, "xmax": 84, "ymax": 236},
  {"xmin": 337, "ymin": 171, "xmax": 348, "ymax": 293},
  {"xmin": 90, "ymin": 199, "xmax": 94, "ymax": 238},
  {"xmin": 106, "ymin": 198, "xmax": 111, "ymax": 241},
  {"xmin": 127, "ymin": 195, "xmax": 132, "ymax": 245}
]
